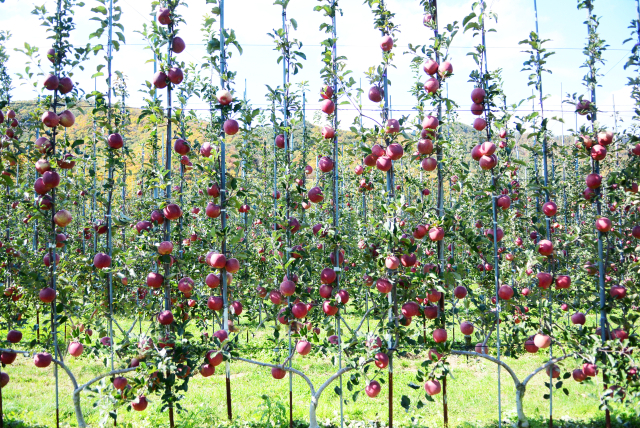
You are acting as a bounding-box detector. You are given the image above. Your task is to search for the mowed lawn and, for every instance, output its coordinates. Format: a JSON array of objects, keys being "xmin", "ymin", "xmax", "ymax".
[{"xmin": 0, "ymin": 314, "xmax": 633, "ymax": 428}]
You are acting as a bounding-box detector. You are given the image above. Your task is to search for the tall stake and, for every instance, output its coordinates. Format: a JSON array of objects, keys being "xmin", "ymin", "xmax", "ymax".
[
  {"xmin": 219, "ymin": 1, "xmax": 232, "ymax": 420},
  {"xmin": 532, "ymin": 2, "xmax": 553, "ymax": 424},
  {"xmin": 106, "ymin": 0, "xmax": 115, "ymax": 375},
  {"xmin": 430, "ymin": 2, "xmax": 448, "ymax": 424}
]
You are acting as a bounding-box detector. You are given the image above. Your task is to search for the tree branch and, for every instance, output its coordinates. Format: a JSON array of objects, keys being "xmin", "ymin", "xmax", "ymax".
[
  {"xmin": 315, "ymin": 358, "xmax": 374, "ymax": 398},
  {"xmin": 75, "ymin": 366, "xmax": 137, "ymax": 393},
  {"xmin": 522, "ymin": 353, "xmax": 575, "ymax": 387},
  {"xmin": 354, "ymin": 306, "xmax": 377, "ymax": 334},
  {"xmin": 234, "ymin": 356, "xmax": 316, "ymax": 396},
  {"xmin": 52, "ymin": 358, "xmax": 78, "ymax": 390},
  {"xmin": 0, "ymin": 348, "xmax": 30, "ymax": 355}
]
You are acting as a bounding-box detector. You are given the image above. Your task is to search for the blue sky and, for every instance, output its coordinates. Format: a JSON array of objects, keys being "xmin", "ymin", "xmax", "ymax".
[{"xmin": 1, "ymin": 0, "xmax": 636, "ymax": 136}]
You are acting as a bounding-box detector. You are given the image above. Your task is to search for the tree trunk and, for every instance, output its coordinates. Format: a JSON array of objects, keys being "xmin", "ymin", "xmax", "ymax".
[
  {"xmin": 73, "ymin": 391, "xmax": 87, "ymax": 428},
  {"xmin": 309, "ymin": 398, "xmax": 319, "ymax": 428},
  {"xmin": 515, "ymin": 384, "xmax": 529, "ymax": 428}
]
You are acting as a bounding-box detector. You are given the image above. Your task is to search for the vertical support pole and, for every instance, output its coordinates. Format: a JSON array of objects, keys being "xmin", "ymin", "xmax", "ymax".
[
  {"xmin": 219, "ymin": 1, "xmax": 232, "ymax": 421},
  {"xmin": 532, "ymin": 3, "xmax": 553, "ymax": 424},
  {"xmin": 106, "ymin": 0, "xmax": 115, "ymax": 376},
  {"xmin": 431, "ymin": 1, "xmax": 448, "ymax": 425},
  {"xmin": 50, "ymin": 3, "xmax": 63, "ymax": 427},
  {"xmin": 329, "ymin": 4, "xmax": 344, "ymax": 427}
]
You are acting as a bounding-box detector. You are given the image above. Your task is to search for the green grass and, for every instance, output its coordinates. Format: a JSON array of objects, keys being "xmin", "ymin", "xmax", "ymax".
[{"xmin": 1, "ymin": 314, "xmax": 635, "ymax": 428}]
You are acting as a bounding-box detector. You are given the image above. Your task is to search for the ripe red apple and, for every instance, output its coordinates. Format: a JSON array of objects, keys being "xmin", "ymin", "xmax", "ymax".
[
  {"xmin": 132, "ymin": 396, "xmax": 148, "ymax": 412},
  {"xmin": 321, "ymin": 126, "xmax": 335, "ymax": 139},
  {"xmin": 610, "ymin": 285, "xmax": 627, "ymax": 299},
  {"xmin": 460, "ymin": 321, "xmax": 474, "ymax": 335},
  {"xmin": 364, "ymin": 380, "xmax": 381, "ymax": 398},
  {"xmin": 546, "ymin": 364, "xmax": 560, "ymax": 379},
  {"xmin": 423, "ymin": 115, "xmax": 439, "ymax": 130},
  {"xmin": 386, "ymin": 143, "xmax": 403, "ymax": 160},
  {"xmin": 586, "ymin": 173, "xmax": 602, "ymax": 189},
  {"xmin": 385, "ymin": 119, "xmax": 400, "ymax": 134},
  {"xmin": 7, "ymin": 330, "xmax": 22, "ymax": 343},
  {"xmin": 93, "ymin": 253, "xmax": 112, "ymax": 269},
  {"xmin": 417, "ymin": 139, "xmax": 433, "ymax": 155},
  {"xmin": 595, "ymin": 217, "xmax": 612, "ymax": 232},
  {"xmin": 113, "ymin": 376, "xmax": 128, "ymax": 390},
  {"xmin": 421, "ymin": 157, "xmax": 437, "ymax": 171},
  {"xmin": 471, "ymin": 102, "xmax": 484, "ymax": 115},
  {"xmin": 271, "ymin": 366, "xmax": 287, "ymax": 379},
  {"xmin": 583, "ymin": 363, "xmax": 597, "ymax": 377},
  {"xmin": 497, "ymin": 195, "xmax": 511, "ymax": 210},
  {"xmin": 380, "ymin": 35, "xmax": 393, "ymax": 51},
  {"xmin": 208, "ymin": 296, "xmax": 224, "ymax": 311},
  {"xmin": 376, "ymin": 156, "xmax": 392, "ymax": 171},
  {"xmin": 433, "ymin": 328, "xmax": 447, "ymax": 343},
  {"xmin": 321, "ymin": 99, "xmax": 335, "ymax": 115},
  {"xmin": 320, "ymin": 268, "xmax": 337, "ymax": 284},
  {"xmin": 429, "ymin": 226, "xmax": 444, "ymax": 241},
  {"xmin": 542, "ymin": 201, "xmax": 557, "ymax": 217},
  {"xmin": 319, "ymin": 156, "xmax": 334, "ymax": 172},
  {"xmin": 107, "ymin": 133, "xmax": 124, "ymax": 149},
  {"xmin": 572, "ymin": 369, "xmax": 586, "ymax": 382},
  {"xmin": 200, "ymin": 141, "xmax": 213, "ymax": 157},
  {"xmin": 479, "ymin": 142, "xmax": 496, "ymax": 156},
  {"xmin": 320, "ymin": 85, "xmax": 333, "ymax": 99},
  {"xmin": 438, "ymin": 61, "xmax": 453, "ymax": 77},
  {"xmin": 153, "ymin": 71, "xmax": 168, "ymax": 89},
  {"xmin": 479, "ymin": 154, "xmax": 497, "ymax": 170},
  {"xmin": 146, "ymin": 272, "xmax": 164, "ymax": 289},
  {"xmin": 163, "ymin": 203, "xmax": 182, "ymax": 220},
  {"xmin": 368, "ymin": 86, "xmax": 384, "ymax": 102},
  {"xmin": 424, "ymin": 77, "xmax": 439, "ymax": 94},
  {"xmin": 217, "ymin": 89, "xmax": 233, "ymax": 105},
  {"xmin": 0, "ymin": 372, "xmax": 9, "ymax": 388},
  {"xmin": 424, "ymin": 380, "xmax": 441, "ymax": 396},
  {"xmin": 296, "ymin": 340, "xmax": 312, "ymax": 356},
  {"xmin": 555, "ymin": 275, "xmax": 571, "ymax": 289},
  {"xmin": 43, "ymin": 74, "xmax": 59, "ymax": 91},
  {"xmin": 401, "ymin": 301, "xmax": 420, "ymax": 318},
  {"xmin": 42, "ymin": 170, "xmax": 60, "ymax": 189},
  {"xmin": 157, "ymin": 7, "xmax": 171, "ymax": 24},
  {"xmin": 537, "ymin": 272, "xmax": 553, "ymax": 289},
  {"xmin": 471, "ymin": 87, "xmax": 486, "ymax": 104},
  {"xmin": 376, "ymin": 278, "xmax": 393, "ymax": 294},
  {"xmin": 385, "ymin": 255, "xmax": 400, "ymax": 269},
  {"xmin": 58, "ymin": 110, "xmax": 75, "ymax": 127},
  {"xmin": 571, "ymin": 312, "xmax": 586, "ymax": 325},
  {"xmin": 375, "ymin": 352, "xmax": 389, "ymax": 369},
  {"xmin": 533, "ymin": 334, "xmax": 551, "ymax": 349},
  {"xmin": 68, "ymin": 341, "xmax": 84, "ymax": 357},
  {"xmin": 524, "ymin": 339, "xmax": 538, "ymax": 353},
  {"xmin": 157, "ymin": 310, "xmax": 174, "ymax": 325},
  {"xmin": 590, "ymin": 144, "xmax": 606, "ymax": 161},
  {"xmin": 537, "ymin": 239, "xmax": 553, "ymax": 256},
  {"xmin": 172, "ymin": 36, "xmax": 186, "ymax": 53},
  {"xmin": 423, "ymin": 59, "xmax": 438, "ymax": 75},
  {"xmin": 168, "ymin": 67, "xmax": 183, "ymax": 85},
  {"xmin": 308, "ymin": 186, "xmax": 324, "ymax": 204},
  {"xmin": 473, "ymin": 118, "xmax": 486, "ymax": 131},
  {"xmin": 41, "ymin": 111, "xmax": 60, "ymax": 128},
  {"xmin": 223, "ymin": 119, "xmax": 239, "ymax": 135},
  {"xmin": 158, "ymin": 241, "xmax": 173, "ymax": 255},
  {"xmin": 34, "ymin": 352, "xmax": 53, "ymax": 368},
  {"xmin": 453, "ymin": 286, "xmax": 467, "ymax": 299},
  {"xmin": 58, "ymin": 76, "xmax": 73, "ymax": 94},
  {"xmin": 498, "ymin": 285, "xmax": 513, "ymax": 300},
  {"xmin": 576, "ymin": 99, "xmax": 591, "ymax": 115}
]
